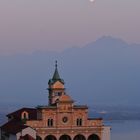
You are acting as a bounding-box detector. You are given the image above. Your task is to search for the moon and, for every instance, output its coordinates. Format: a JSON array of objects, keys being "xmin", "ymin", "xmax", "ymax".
[{"xmin": 89, "ymin": 0, "xmax": 95, "ymax": 2}]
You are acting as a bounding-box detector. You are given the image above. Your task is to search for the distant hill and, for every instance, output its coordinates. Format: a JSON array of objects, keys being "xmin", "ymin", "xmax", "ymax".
[
  {"xmin": 89, "ymin": 105, "xmax": 140, "ymax": 121},
  {"xmin": 0, "ymin": 36, "xmax": 140, "ymax": 106}
]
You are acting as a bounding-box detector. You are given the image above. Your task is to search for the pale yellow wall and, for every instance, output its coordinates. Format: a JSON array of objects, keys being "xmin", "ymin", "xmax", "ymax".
[
  {"xmin": 26, "ymin": 100, "xmax": 105, "ymax": 140},
  {"xmin": 50, "ymin": 81, "xmax": 64, "ymax": 89},
  {"xmin": 27, "ymin": 106, "xmax": 103, "ymax": 129}
]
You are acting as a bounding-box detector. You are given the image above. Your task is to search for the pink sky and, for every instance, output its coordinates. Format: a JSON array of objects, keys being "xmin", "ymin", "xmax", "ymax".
[{"xmin": 0, "ymin": 0, "xmax": 140, "ymax": 54}]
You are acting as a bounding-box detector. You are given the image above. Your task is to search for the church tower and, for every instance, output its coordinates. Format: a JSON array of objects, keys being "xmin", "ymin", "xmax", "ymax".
[
  {"xmin": 1, "ymin": 62, "xmax": 111, "ymax": 140},
  {"xmin": 48, "ymin": 61, "xmax": 66, "ymax": 105}
]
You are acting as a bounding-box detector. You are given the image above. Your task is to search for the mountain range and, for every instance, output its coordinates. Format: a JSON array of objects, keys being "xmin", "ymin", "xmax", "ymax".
[{"xmin": 0, "ymin": 36, "xmax": 140, "ymax": 107}]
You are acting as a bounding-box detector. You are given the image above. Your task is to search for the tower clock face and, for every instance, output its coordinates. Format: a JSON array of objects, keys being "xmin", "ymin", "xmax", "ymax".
[{"xmin": 62, "ymin": 117, "xmax": 68, "ymax": 123}]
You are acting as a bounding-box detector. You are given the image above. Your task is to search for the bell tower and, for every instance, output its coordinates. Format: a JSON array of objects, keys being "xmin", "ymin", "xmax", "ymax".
[{"xmin": 48, "ymin": 61, "xmax": 65, "ymax": 105}]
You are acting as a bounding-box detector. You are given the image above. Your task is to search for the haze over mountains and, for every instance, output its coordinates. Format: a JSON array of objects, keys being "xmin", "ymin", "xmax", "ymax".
[{"xmin": 0, "ymin": 36, "xmax": 140, "ymax": 108}]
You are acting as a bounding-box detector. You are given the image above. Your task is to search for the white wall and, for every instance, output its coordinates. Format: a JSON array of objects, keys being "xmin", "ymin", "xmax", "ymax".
[
  {"xmin": 102, "ymin": 126, "xmax": 111, "ymax": 140},
  {"xmin": 22, "ymin": 127, "xmax": 36, "ymax": 139},
  {"xmin": 16, "ymin": 127, "xmax": 36, "ymax": 140},
  {"xmin": 16, "ymin": 132, "xmax": 21, "ymax": 140}
]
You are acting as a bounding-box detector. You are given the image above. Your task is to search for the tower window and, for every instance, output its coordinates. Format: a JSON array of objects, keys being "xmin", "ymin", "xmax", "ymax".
[
  {"xmin": 77, "ymin": 118, "xmax": 82, "ymax": 126},
  {"xmin": 48, "ymin": 119, "xmax": 53, "ymax": 127},
  {"xmin": 55, "ymin": 92, "xmax": 62, "ymax": 96}
]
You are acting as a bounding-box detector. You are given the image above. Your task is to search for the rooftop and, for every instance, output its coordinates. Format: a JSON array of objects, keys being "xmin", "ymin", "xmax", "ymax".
[{"xmin": 1, "ymin": 120, "xmax": 28, "ymax": 134}]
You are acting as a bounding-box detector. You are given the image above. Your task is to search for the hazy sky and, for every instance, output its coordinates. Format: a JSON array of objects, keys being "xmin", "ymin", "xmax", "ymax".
[
  {"xmin": 0, "ymin": 1, "xmax": 140, "ymax": 107},
  {"xmin": 0, "ymin": 0, "xmax": 140, "ymax": 54}
]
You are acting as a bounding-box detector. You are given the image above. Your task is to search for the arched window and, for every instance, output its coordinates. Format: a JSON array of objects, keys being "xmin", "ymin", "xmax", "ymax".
[
  {"xmin": 74, "ymin": 134, "xmax": 86, "ymax": 140},
  {"xmin": 59, "ymin": 135, "xmax": 71, "ymax": 140},
  {"xmin": 76, "ymin": 118, "xmax": 82, "ymax": 126},
  {"xmin": 48, "ymin": 118, "xmax": 53, "ymax": 127},
  {"xmin": 79, "ymin": 118, "xmax": 82, "ymax": 126},
  {"xmin": 36, "ymin": 136, "xmax": 42, "ymax": 140},
  {"xmin": 88, "ymin": 134, "xmax": 100, "ymax": 140},
  {"xmin": 45, "ymin": 135, "xmax": 57, "ymax": 140},
  {"xmin": 76, "ymin": 119, "xmax": 79, "ymax": 126},
  {"xmin": 21, "ymin": 111, "xmax": 29, "ymax": 120},
  {"xmin": 23, "ymin": 113, "xmax": 27, "ymax": 119},
  {"xmin": 51, "ymin": 119, "xmax": 53, "ymax": 126}
]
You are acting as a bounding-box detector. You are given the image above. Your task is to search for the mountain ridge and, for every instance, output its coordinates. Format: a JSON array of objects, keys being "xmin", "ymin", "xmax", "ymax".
[{"xmin": 0, "ymin": 36, "xmax": 140, "ymax": 106}]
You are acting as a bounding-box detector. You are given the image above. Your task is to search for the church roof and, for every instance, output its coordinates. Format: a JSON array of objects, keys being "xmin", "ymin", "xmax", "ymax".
[
  {"xmin": 48, "ymin": 61, "xmax": 64, "ymax": 85},
  {"xmin": 73, "ymin": 105, "xmax": 88, "ymax": 109},
  {"xmin": 7, "ymin": 108, "xmax": 37, "ymax": 120},
  {"xmin": 52, "ymin": 64, "xmax": 60, "ymax": 80},
  {"xmin": 1, "ymin": 120, "xmax": 28, "ymax": 134},
  {"xmin": 59, "ymin": 94, "xmax": 74, "ymax": 102},
  {"xmin": 88, "ymin": 118, "xmax": 103, "ymax": 120},
  {"xmin": 36, "ymin": 105, "xmax": 57, "ymax": 109}
]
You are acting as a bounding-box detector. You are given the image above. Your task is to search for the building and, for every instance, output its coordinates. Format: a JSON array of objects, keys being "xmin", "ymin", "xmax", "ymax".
[
  {"xmin": 0, "ymin": 62, "xmax": 110, "ymax": 140},
  {"xmin": 0, "ymin": 108, "xmax": 37, "ymax": 140}
]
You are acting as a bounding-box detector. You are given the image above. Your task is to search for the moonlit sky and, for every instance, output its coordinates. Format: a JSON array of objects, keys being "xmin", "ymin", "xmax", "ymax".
[{"xmin": 0, "ymin": 0, "xmax": 140, "ymax": 54}]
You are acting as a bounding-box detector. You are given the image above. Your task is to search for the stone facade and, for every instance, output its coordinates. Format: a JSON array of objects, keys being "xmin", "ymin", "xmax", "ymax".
[
  {"xmin": 26, "ymin": 63, "xmax": 111, "ymax": 140},
  {"xmin": 1, "ymin": 62, "xmax": 111, "ymax": 140}
]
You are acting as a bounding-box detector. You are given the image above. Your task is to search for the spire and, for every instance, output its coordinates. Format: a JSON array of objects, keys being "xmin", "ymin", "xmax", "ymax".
[
  {"xmin": 52, "ymin": 61, "xmax": 60, "ymax": 80},
  {"xmin": 48, "ymin": 61, "xmax": 64, "ymax": 85}
]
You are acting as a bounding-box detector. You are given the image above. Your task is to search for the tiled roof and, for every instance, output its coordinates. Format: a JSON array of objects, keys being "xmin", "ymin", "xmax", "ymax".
[
  {"xmin": 59, "ymin": 94, "xmax": 73, "ymax": 102},
  {"xmin": 7, "ymin": 108, "xmax": 37, "ymax": 120},
  {"xmin": 37, "ymin": 105, "xmax": 57, "ymax": 109},
  {"xmin": 88, "ymin": 118, "xmax": 103, "ymax": 120},
  {"xmin": 1, "ymin": 120, "xmax": 28, "ymax": 134},
  {"xmin": 73, "ymin": 105, "xmax": 88, "ymax": 109}
]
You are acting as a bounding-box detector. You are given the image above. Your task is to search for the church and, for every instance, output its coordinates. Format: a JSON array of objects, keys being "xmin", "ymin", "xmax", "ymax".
[{"xmin": 0, "ymin": 62, "xmax": 110, "ymax": 140}]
